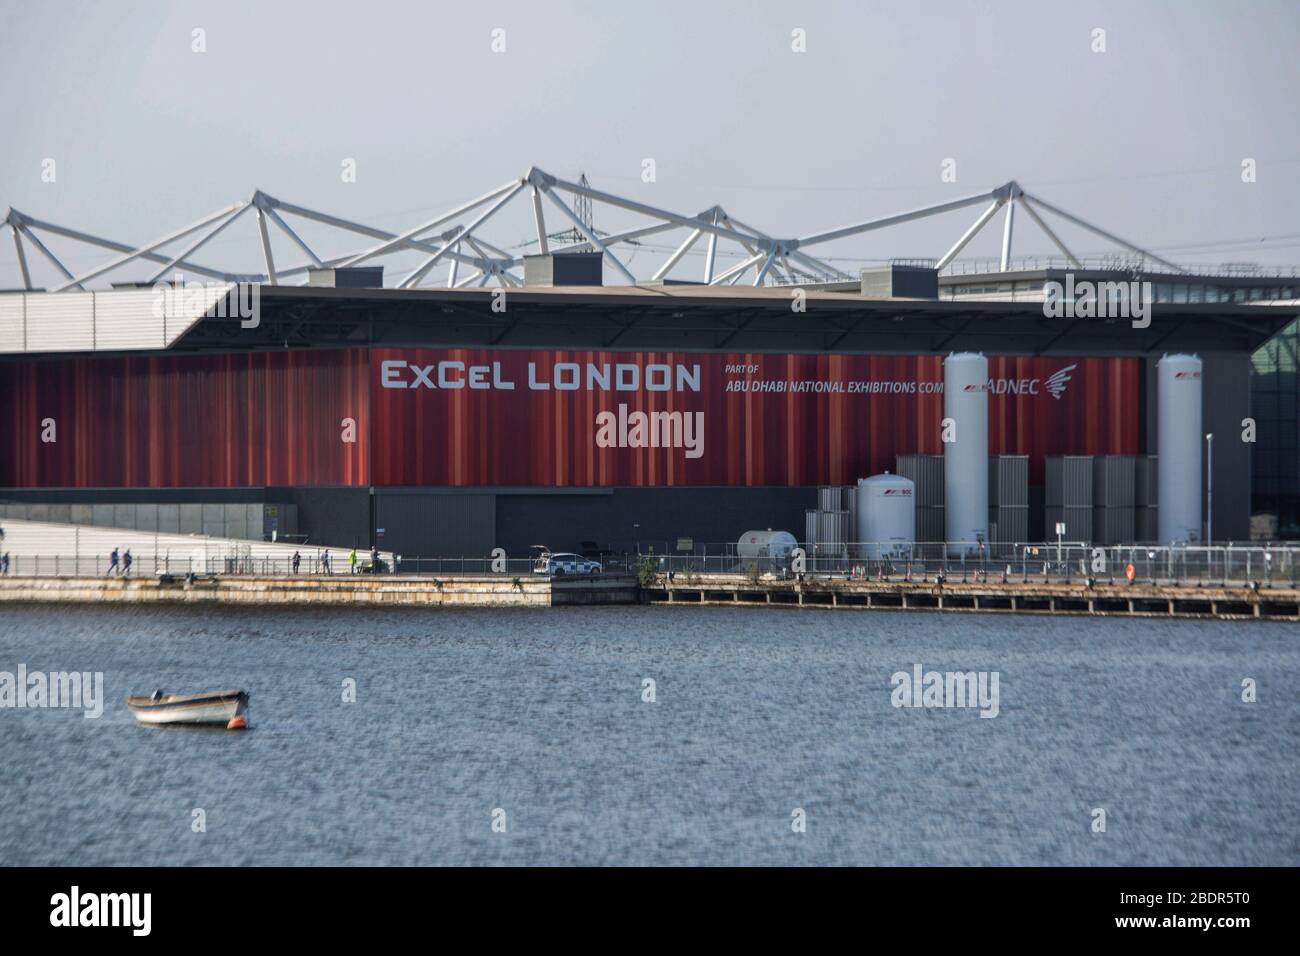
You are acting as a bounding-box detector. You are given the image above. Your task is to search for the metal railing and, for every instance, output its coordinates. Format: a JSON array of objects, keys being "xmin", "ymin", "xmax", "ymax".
[
  {"xmin": 634, "ymin": 541, "xmax": 1300, "ymax": 588},
  {"xmin": 0, "ymin": 553, "xmax": 388, "ymax": 578},
  {"xmin": 4, "ymin": 543, "xmax": 1297, "ymax": 588}
]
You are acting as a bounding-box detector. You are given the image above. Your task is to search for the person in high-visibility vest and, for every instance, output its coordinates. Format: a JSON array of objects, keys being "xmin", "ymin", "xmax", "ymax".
[{"xmin": 348, "ymin": 548, "xmax": 358, "ymax": 574}]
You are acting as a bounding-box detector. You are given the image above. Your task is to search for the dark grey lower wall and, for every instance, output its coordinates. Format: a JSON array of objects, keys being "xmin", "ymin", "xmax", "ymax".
[{"xmin": 366, "ymin": 486, "xmax": 817, "ymax": 559}]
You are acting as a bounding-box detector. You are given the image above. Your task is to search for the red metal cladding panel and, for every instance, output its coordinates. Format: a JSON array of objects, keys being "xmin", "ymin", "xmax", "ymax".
[
  {"xmin": 0, "ymin": 349, "xmax": 369, "ymax": 487},
  {"xmin": 370, "ymin": 349, "xmax": 1139, "ymax": 487}
]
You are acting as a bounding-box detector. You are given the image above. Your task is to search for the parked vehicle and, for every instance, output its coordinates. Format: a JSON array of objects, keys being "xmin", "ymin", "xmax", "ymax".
[{"xmin": 534, "ymin": 552, "xmax": 602, "ymax": 575}]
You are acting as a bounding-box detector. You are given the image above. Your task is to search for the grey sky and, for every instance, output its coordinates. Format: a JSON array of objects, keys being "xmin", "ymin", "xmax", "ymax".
[{"xmin": 2, "ymin": 0, "xmax": 1297, "ymax": 286}]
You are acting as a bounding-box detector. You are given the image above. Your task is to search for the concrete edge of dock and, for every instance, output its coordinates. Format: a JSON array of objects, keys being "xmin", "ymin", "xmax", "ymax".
[{"xmin": 2, "ymin": 573, "xmax": 1297, "ymax": 620}]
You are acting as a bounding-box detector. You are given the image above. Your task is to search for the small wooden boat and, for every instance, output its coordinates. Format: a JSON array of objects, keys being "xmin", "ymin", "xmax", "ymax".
[{"xmin": 127, "ymin": 689, "xmax": 249, "ymax": 726}]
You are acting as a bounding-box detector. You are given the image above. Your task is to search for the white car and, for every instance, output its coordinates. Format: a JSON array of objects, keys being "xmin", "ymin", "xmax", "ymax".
[{"xmin": 535, "ymin": 552, "xmax": 602, "ymax": 575}]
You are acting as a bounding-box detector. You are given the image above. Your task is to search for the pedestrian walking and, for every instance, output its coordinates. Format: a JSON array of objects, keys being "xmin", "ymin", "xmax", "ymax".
[
  {"xmin": 123, "ymin": 548, "xmax": 133, "ymax": 578},
  {"xmin": 322, "ymin": 550, "xmax": 331, "ymax": 575},
  {"xmin": 349, "ymin": 547, "xmax": 358, "ymax": 574},
  {"xmin": 108, "ymin": 547, "xmax": 120, "ymax": 576},
  {"xmin": 292, "ymin": 550, "xmax": 301, "ymax": 575}
]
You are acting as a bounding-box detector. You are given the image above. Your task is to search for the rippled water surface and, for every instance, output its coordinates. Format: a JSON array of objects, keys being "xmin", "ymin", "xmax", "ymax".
[{"xmin": 1, "ymin": 603, "xmax": 1296, "ymax": 865}]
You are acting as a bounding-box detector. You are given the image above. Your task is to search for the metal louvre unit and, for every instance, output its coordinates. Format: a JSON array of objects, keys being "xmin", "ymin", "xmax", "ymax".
[
  {"xmin": 988, "ymin": 506, "xmax": 1028, "ymax": 545},
  {"xmin": 1136, "ymin": 506, "xmax": 1160, "ymax": 542},
  {"xmin": 1045, "ymin": 456, "xmax": 1094, "ymax": 508},
  {"xmin": 1135, "ymin": 455, "xmax": 1159, "ymax": 507},
  {"xmin": 1046, "ymin": 505, "xmax": 1092, "ymax": 543},
  {"xmin": 818, "ymin": 486, "xmax": 845, "ymax": 512},
  {"xmin": 1093, "ymin": 455, "xmax": 1136, "ymax": 507},
  {"xmin": 915, "ymin": 505, "xmax": 946, "ymax": 544},
  {"xmin": 990, "ymin": 455, "xmax": 1029, "ymax": 508},
  {"xmin": 896, "ymin": 454, "xmax": 944, "ymax": 507},
  {"xmin": 1093, "ymin": 506, "xmax": 1135, "ymax": 545},
  {"xmin": 804, "ymin": 509, "xmax": 819, "ymax": 548}
]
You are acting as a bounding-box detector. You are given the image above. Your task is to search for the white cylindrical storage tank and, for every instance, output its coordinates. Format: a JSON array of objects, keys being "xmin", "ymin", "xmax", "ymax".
[
  {"xmin": 943, "ymin": 353, "xmax": 989, "ymax": 555},
  {"xmin": 1156, "ymin": 354, "xmax": 1203, "ymax": 543},
  {"xmin": 857, "ymin": 473, "xmax": 916, "ymax": 560}
]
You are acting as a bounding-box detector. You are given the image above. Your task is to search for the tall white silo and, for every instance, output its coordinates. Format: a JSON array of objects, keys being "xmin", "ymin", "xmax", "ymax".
[
  {"xmin": 943, "ymin": 353, "xmax": 989, "ymax": 555},
  {"xmin": 1156, "ymin": 354, "xmax": 1203, "ymax": 543},
  {"xmin": 857, "ymin": 473, "xmax": 916, "ymax": 560}
]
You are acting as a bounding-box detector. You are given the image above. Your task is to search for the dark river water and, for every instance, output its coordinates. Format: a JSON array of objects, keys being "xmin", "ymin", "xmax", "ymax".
[{"xmin": 1, "ymin": 603, "xmax": 1296, "ymax": 866}]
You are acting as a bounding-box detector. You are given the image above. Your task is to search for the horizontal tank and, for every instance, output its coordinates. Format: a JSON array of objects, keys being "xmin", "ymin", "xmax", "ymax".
[
  {"xmin": 737, "ymin": 530, "xmax": 798, "ymax": 561},
  {"xmin": 857, "ymin": 473, "xmax": 916, "ymax": 560}
]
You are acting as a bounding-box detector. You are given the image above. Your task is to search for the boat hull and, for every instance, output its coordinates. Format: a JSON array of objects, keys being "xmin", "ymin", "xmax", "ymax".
[{"xmin": 127, "ymin": 690, "xmax": 248, "ymax": 726}]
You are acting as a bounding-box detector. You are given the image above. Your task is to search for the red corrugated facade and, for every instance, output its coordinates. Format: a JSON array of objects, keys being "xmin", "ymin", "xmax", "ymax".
[
  {"xmin": 0, "ymin": 347, "xmax": 1139, "ymax": 488},
  {"xmin": 0, "ymin": 350, "xmax": 369, "ymax": 488}
]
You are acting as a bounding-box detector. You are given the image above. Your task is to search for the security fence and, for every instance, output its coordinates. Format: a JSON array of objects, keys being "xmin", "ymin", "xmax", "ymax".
[
  {"xmin": 4, "ymin": 542, "xmax": 1298, "ymax": 589},
  {"xmin": 634, "ymin": 541, "xmax": 1300, "ymax": 588}
]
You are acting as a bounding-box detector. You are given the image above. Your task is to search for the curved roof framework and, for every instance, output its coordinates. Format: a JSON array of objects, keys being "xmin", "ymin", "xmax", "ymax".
[{"xmin": 3, "ymin": 167, "xmax": 1184, "ymax": 292}]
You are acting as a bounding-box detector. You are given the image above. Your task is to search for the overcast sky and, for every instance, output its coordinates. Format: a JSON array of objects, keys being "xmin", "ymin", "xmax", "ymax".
[{"xmin": 2, "ymin": 0, "xmax": 1297, "ymax": 287}]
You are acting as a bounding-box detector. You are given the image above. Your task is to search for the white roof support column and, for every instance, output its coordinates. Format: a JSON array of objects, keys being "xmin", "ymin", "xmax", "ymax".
[
  {"xmin": 1018, "ymin": 190, "xmax": 1185, "ymax": 273},
  {"xmin": 752, "ymin": 248, "xmax": 780, "ymax": 286},
  {"xmin": 999, "ymin": 200, "xmax": 1016, "ymax": 272},
  {"xmin": 255, "ymin": 205, "xmax": 278, "ymax": 285},
  {"xmin": 531, "ymin": 187, "xmax": 549, "ymax": 256},
  {"xmin": 145, "ymin": 204, "xmax": 251, "ymax": 284},
  {"xmin": 542, "ymin": 187, "xmax": 638, "ymax": 285},
  {"xmin": 1017, "ymin": 197, "xmax": 1081, "ymax": 269},
  {"xmin": 18, "ymin": 224, "xmax": 82, "ymax": 289},
  {"xmin": 710, "ymin": 251, "xmax": 765, "ymax": 286},
  {"xmin": 52, "ymin": 201, "xmax": 250, "ymax": 292},
  {"xmin": 652, "ymin": 227, "xmax": 704, "ymax": 282},
  {"xmin": 9, "ymin": 223, "xmax": 31, "ymax": 289},
  {"xmin": 398, "ymin": 182, "xmax": 525, "ymax": 289},
  {"xmin": 263, "ymin": 206, "xmax": 324, "ymax": 269},
  {"xmin": 935, "ymin": 199, "xmax": 1004, "ymax": 272},
  {"xmin": 446, "ymin": 243, "xmax": 460, "ymax": 287},
  {"xmin": 703, "ymin": 210, "xmax": 720, "ymax": 283}
]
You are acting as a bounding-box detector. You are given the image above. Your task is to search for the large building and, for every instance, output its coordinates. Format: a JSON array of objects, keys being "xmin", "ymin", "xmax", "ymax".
[{"xmin": 3, "ymin": 172, "xmax": 1298, "ymax": 558}]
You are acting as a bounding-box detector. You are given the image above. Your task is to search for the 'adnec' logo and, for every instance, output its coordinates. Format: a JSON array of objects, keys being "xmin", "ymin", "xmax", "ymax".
[
  {"xmin": 961, "ymin": 364, "xmax": 1077, "ymax": 401},
  {"xmin": 1044, "ymin": 363, "xmax": 1077, "ymax": 400}
]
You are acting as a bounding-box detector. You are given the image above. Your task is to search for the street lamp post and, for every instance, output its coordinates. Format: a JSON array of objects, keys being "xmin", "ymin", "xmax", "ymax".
[{"xmin": 1205, "ymin": 433, "xmax": 1214, "ymax": 544}]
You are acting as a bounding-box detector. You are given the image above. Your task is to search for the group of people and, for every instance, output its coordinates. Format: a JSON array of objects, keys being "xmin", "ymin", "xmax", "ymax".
[
  {"xmin": 284, "ymin": 545, "xmax": 382, "ymax": 575},
  {"xmin": 106, "ymin": 547, "xmax": 134, "ymax": 577}
]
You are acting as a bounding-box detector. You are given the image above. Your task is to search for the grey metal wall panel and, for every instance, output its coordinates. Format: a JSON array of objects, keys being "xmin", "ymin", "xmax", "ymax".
[
  {"xmin": 179, "ymin": 504, "xmax": 202, "ymax": 534},
  {"xmin": 113, "ymin": 504, "xmax": 137, "ymax": 530},
  {"xmin": 70, "ymin": 503, "xmax": 93, "ymax": 525},
  {"xmin": 47, "ymin": 503, "xmax": 71, "ymax": 524},
  {"xmin": 374, "ymin": 492, "xmax": 496, "ymax": 559},
  {"xmin": 1093, "ymin": 506, "xmax": 1135, "ymax": 545},
  {"xmin": 1093, "ymin": 455, "xmax": 1136, "ymax": 507},
  {"xmin": 158, "ymin": 504, "xmax": 181, "ymax": 534},
  {"xmin": 136, "ymin": 503, "xmax": 158, "ymax": 532},
  {"xmin": 201, "ymin": 503, "xmax": 224, "ymax": 537},
  {"xmin": 224, "ymin": 503, "xmax": 248, "ymax": 540},
  {"xmin": 92, "ymin": 504, "xmax": 114, "ymax": 527}
]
